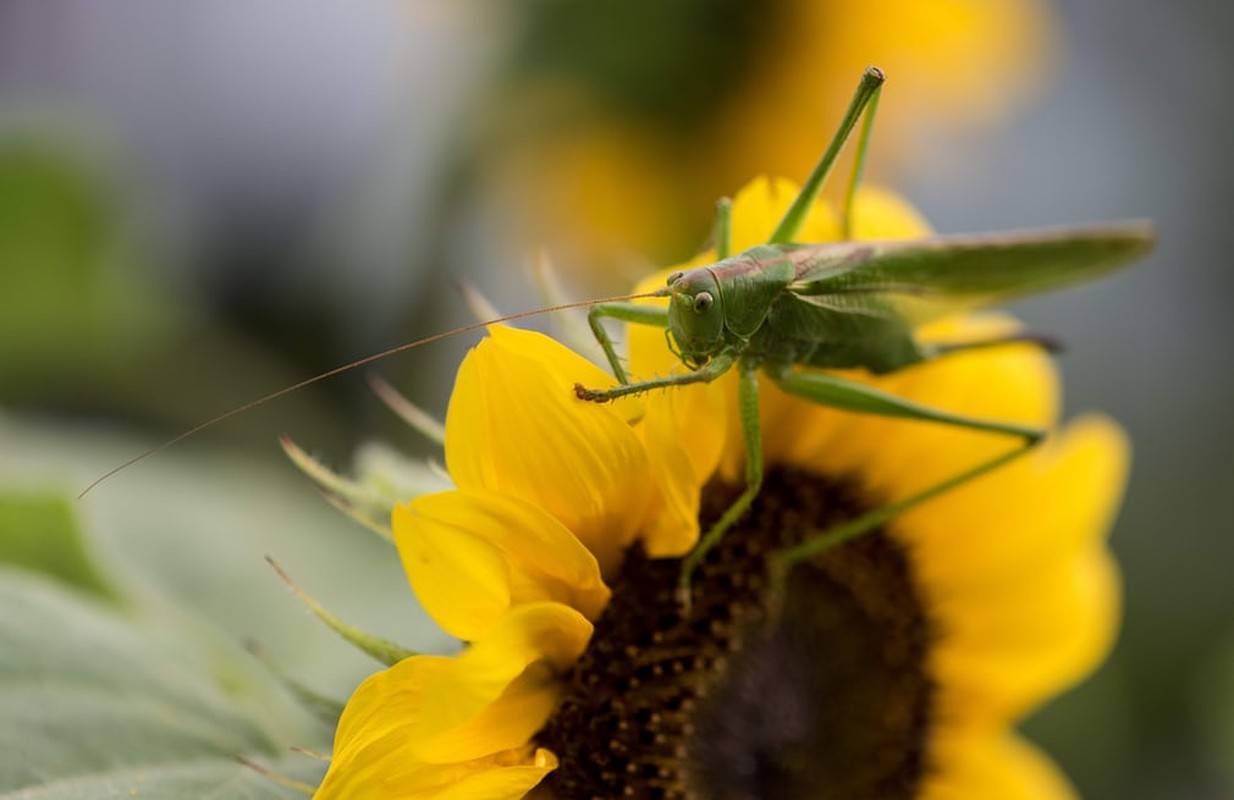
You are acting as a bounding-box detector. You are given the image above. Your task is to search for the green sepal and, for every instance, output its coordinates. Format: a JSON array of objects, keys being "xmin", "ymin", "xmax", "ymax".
[
  {"xmin": 368, "ymin": 374, "xmax": 446, "ymax": 445},
  {"xmin": 280, "ymin": 437, "xmax": 387, "ymax": 511},
  {"xmin": 245, "ymin": 641, "xmax": 347, "ymax": 728},
  {"xmin": 280, "ymin": 437, "xmax": 449, "ymax": 545},
  {"xmin": 322, "ymin": 493, "xmax": 394, "ymax": 543},
  {"xmin": 267, "ymin": 557, "xmax": 416, "ymax": 667}
]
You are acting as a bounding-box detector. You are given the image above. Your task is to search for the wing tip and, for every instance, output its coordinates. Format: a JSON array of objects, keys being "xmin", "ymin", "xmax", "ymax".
[{"xmin": 1099, "ymin": 219, "xmax": 1157, "ymax": 261}]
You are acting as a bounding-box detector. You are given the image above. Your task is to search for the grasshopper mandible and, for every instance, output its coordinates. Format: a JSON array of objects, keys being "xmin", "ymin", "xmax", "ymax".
[{"xmin": 571, "ymin": 67, "xmax": 1153, "ymax": 599}]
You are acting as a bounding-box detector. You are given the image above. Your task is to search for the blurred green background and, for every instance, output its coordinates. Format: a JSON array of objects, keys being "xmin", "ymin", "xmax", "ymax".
[{"xmin": 1, "ymin": 1, "xmax": 1231, "ymax": 798}]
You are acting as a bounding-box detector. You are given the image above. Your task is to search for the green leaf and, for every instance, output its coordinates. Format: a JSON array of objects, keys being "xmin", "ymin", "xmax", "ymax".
[
  {"xmin": 2, "ymin": 416, "xmax": 453, "ymax": 697},
  {"xmin": 3, "ymin": 760, "xmax": 314, "ymax": 800},
  {"xmin": 0, "ymin": 416, "xmax": 457, "ymax": 796},
  {"xmin": 0, "ymin": 490, "xmax": 117, "ymax": 602},
  {"xmin": 0, "ymin": 568, "xmax": 324, "ymax": 798}
]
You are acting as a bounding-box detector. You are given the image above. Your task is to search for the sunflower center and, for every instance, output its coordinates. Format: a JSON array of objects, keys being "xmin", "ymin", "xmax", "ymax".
[{"xmin": 534, "ymin": 465, "xmax": 934, "ymax": 799}]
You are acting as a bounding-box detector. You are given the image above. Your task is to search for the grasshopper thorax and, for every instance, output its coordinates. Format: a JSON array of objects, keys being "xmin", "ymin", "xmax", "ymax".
[{"xmin": 666, "ymin": 267, "xmax": 726, "ymax": 367}]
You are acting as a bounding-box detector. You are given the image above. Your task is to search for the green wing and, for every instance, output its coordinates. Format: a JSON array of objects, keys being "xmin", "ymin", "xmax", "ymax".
[{"xmin": 784, "ymin": 221, "xmax": 1155, "ymax": 325}]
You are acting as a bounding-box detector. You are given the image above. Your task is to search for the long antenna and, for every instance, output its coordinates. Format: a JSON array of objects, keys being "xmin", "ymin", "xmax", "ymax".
[{"xmin": 78, "ymin": 290, "xmax": 664, "ymax": 498}]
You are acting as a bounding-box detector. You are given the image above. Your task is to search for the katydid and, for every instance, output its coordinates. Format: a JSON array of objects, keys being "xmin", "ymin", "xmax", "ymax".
[
  {"xmin": 572, "ymin": 67, "xmax": 1154, "ymax": 600},
  {"xmin": 79, "ymin": 66, "xmax": 1154, "ymax": 611}
]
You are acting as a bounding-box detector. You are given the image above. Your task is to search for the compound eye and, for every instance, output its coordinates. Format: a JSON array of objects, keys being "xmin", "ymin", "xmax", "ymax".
[
  {"xmin": 666, "ymin": 271, "xmax": 684, "ymax": 286},
  {"xmin": 693, "ymin": 291, "xmax": 714, "ymax": 313}
]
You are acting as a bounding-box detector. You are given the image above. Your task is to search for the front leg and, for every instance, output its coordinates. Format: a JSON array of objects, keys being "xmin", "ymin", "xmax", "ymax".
[
  {"xmin": 586, "ymin": 302, "xmax": 670, "ymax": 384},
  {"xmin": 574, "ymin": 352, "xmax": 735, "ymax": 403}
]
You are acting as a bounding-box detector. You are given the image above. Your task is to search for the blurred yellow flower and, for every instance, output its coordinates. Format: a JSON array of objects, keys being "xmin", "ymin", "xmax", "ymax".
[
  {"xmin": 492, "ymin": 0, "xmax": 1056, "ymax": 274},
  {"xmin": 314, "ymin": 179, "xmax": 1123, "ymax": 799}
]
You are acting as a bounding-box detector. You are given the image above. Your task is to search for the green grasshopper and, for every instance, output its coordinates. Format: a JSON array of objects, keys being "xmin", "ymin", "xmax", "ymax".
[
  {"xmin": 82, "ymin": 68, "xmax": 1152, "ymax": 606},
  {"xmin": 571, "ymin": 67, "xmax": 1154, "ymax": 599}
]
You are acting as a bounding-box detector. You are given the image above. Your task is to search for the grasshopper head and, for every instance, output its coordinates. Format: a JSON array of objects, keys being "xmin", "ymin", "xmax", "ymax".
[{"xmin": 665, "ymin": 268, "xmax": 725, "ymax": 368}]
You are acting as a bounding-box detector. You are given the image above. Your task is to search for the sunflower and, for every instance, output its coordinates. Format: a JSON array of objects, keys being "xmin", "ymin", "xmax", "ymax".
[
  {"xmin": 313, "ymin": 179, "xmax": 1126, "ymax": 799},
  {"xmin": 492, "ymin": 0, "xmax": 1057, "ymax": 269}
]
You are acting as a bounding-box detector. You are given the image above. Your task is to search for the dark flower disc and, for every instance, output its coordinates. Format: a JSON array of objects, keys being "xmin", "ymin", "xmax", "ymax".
[{"xmin": 536, "ymin": 465, "xmax": 935, "ymax": 799}]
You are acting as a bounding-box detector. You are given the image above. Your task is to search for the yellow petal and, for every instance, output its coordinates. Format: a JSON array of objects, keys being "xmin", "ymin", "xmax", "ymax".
[
  {"xmin": 922, "ymin": 729, "xmax": 1078, "ymax": 800},
  {"xmin": 726, "ymin": 176, "xmax": 841, "ymax": 251},
  {"xmin": 888, "ymin": 416, "xmax": 1127, "ymax": 726},
  {"xmin": 316, "ymin": 658, "xmax": 555, "ymax": 800},
  {"xmin": 625, "ymin": 266, "xmax": 684, "ymax": 382},
  {"xmin": 316, "ymin": 602, "xmax": 588, "ymax": 797},
  {"xmin": 902, "ymin": 415, "xmax": 1128, "ymax": 589},
  {"xmin": 395, "ymin": 490, "xmax": 610, "ymax": 641},
  {"xmin": 445, "ymin": 325, "xmax": 652, "ymax": 571},
  {"xmin": 637, "ymin": 383, "xmax": 727, "ymax": 556},
  {"xmin": 413, "ymin": 660, "xmax": 564, "ymax": 766},
  {"xmin": 930, "ymin": 544, "xmax": 1120, "ymax": 727},
  {"xmin": 314, "ymin": 656, "xmax": 444, "ymax": 799},
  {"xmin": 420, "ymin": 749, "xmax": 558, "ymax": 800},
  {"xmin": 410, "ymin": 602, "xmax": 591, "ymax": 762},
  {"xmin": 848, "ymin": 185, "xmax": 933, "ymax": 239}
]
